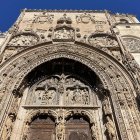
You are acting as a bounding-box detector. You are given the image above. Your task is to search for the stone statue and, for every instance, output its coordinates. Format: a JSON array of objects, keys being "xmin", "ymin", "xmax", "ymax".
[
  {"xmin": 42, "ymin": 89, "xmax": 55, "ymax": 104},
  {"xmin": 102, "ymin": 96, "xmax": 112, "ymax": 115},
  {"xmin": 2, "ymin": 114, "xmax": 15, "ymax": 140},
  {"xmin": 105, "ymin": 116, "xmax": 116, "ymax": 140},
  {"xmin": 81, "ymin": 89, "xmax": 89, "ymax": 105}
]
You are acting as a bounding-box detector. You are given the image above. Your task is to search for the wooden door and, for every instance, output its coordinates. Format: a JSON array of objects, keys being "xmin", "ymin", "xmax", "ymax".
[
  {"xmin": 28, "ymin": 115, "xmax": 55, "ymax": 140},
  {"xmin": 65, "ymin": 116, "xmax": 92, "ymax": 140}
]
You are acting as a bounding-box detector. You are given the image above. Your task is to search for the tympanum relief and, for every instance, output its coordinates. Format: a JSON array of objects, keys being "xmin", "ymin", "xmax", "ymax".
[{"xmin": 26, "ymin": 74, "xmax": 95, "ymax": 107}]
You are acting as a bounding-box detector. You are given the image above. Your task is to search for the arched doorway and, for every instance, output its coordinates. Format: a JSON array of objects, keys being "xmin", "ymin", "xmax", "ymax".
[
  {"xmin": 65, "ymin": 115, "xmax": 92, "ymax": 140},
  {"xmin": 20, "ymin": 58, "xmax": 116, "ymax": 140},
  {"xmin": 27, "ymin": 114, "xmax": 55, "ymax": 140},
  {"xmin": 0, "ymin": 41, "xmax": 138, "ymax": 140}
]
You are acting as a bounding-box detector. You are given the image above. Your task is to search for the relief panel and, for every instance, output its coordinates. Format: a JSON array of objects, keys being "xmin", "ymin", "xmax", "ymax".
[{"xmin": 25, "ymin": 74, "xmax": 96, "ymax": 107}]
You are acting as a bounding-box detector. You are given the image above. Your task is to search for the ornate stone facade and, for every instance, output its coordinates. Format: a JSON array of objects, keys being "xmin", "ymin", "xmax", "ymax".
[{"xmin": 0, "ymin": 9, "xmax": 140, "ymax": 140}]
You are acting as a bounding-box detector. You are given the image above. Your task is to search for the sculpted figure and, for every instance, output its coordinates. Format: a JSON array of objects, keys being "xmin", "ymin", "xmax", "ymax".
[
  {"xmin": 82, "ymin": 89, "xmax": 89, "ymax": 105},
  {"xmin": 42, "ymin": 89, "xmax": 55, "ymax": 104},
  {"xmin": 105, "ymin": 116, "xmax": 116, "ymax": 140},
  {"xmin": 2, "ymin": 114, "xmax": 15, "ymax": 140},
  {"xmin": 102, "ymin": 96, "xmax": 112, "ymax": 115},
  {"xmin": 73, "ymin": 88, "xmax": 81, "ymax": 103}
]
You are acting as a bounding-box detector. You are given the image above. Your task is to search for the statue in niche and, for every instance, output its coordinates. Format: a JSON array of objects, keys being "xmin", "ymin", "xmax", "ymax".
[
  {"xmin": 73, "ymin": 88, "xmax": 81, "ymax": 103},
  {"xmin": 2, "ymin": 114, "xmax": 16, "ymax": 140},
  {"xmin": 66, "ymin": 88, "xmax": 89, "ymax": 105},
  {"xmin": 42, "ymin": 89, "xmax": 56, "ymax": 104},
  {"xmin": 102, "ymin": 96, "xmax": 112, "ymax": 115},
  {"xmin": 105, "ymin": 116, "xmax": 116, "ymax": 140},
  {"xmin": 66, "ymin": 89, "xmax": 74, "ymax": 104},
  {"xmin": 81, "ymin": 88, "xmax": 89, "ymax": 105}
]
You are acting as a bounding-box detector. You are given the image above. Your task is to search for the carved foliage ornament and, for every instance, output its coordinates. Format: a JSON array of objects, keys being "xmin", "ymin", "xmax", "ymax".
[
  {"xmin": 8, "ymin": 34, "xmax": 39, "ymax": 46},
  {"xmin": 123, "ymin": 37, "xmax": 140, "ymax": 53},
  {"xmin": 88, "ymin": 34, "xmax": 119, "ymax": 48}
]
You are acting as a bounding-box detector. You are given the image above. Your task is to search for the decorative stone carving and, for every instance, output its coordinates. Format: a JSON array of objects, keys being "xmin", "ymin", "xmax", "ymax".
[
  {"xmin": 1, "ymin": 48, "xmax": 17, "ymax": 63},
  {"xmin": 2, "ymin": 113, "xmax": 16, "ymax": 140},
  {"xmin": 26, "ymin": 74, "xmax": 93, "ymax": 107},
  {"xmin": 8, "ymin": 34, "xmax": 38, "ymax": 46},
  {"xmin": 123, "ymin": 37, "xmax": 140, "ymax": 53},
  {"xmin": 76, "ymin": 13, "xmax": 107, "ymax": 25},
  {"xmin": 53, "ymin": 27, "xmax": 75, "ymax": 41},
  {"xmin": 66, "ymin": 87, "xmax": 90, "ymax": 105},
  {"xmin": 35, "ymin": 12, "xmax": 54, "ymax": 24},
  {"xmin": 57, "ymin": 14, "xmax": 72, "ymax": 25},
  {"xmin": 88, "ymin": 34, "xmax": 119, "ymax": 48},
  {"xmin": 95, "ymin": 25, "xmax": 104, "ymax": 32},
  {"xmin": 33, "ymin": 87, "xmax": 57, "ymax": 105},
  {"xmin": 102, "ymin": 96, "xmax": 112, "ymax": 115},
  {"xmin": 76, "ymin": 13, "xmax": 95, "ymax": 24},
  {"xmin": 105, "ymin": 116, "xmax": 116, "ymax": 140},
  {"xmin": 56, "ymin": 120, "xmax": 65, "ymax": 140}
]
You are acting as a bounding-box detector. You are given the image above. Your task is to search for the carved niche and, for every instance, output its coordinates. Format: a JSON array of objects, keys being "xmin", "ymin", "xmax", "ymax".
[
  {"xmin": 7, "ymin": 33, "xmax": 39, "ymax": 47},
  {"xmin": 26, "ymin": 74, "xmax": 96, "ymax": 107},
  {"xmin": 88, "ymin": 34, "xmax": 119, "ymax": 48},
  {"xmin": 122, "ymin": 37, "xmax": 140, "ymax": 53}
]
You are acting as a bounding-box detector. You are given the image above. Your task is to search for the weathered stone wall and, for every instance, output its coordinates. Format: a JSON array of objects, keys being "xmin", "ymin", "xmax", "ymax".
[{"xmin": 0, "ymin": 9, "xmax": 140, "ymax": 140}]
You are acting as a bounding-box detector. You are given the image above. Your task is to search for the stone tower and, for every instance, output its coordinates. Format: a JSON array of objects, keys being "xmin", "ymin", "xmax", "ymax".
[{"xmin": 0, "ymin": 9, "xmax": 140, "ymax": 140}]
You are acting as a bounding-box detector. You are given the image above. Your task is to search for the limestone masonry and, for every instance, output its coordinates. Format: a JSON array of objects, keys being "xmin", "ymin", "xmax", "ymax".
[{"xmin": 0, "ymin": 9, "xmax": 140, "ymax": 140}]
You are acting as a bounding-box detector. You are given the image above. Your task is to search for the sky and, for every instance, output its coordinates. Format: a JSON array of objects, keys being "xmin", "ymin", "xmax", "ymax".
[{"xmin": 0, "ymin": 0, "xmax": 140, "ymax": 32}]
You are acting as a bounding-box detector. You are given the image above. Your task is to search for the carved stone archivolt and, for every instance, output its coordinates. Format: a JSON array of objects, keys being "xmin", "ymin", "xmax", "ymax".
[
  {"xmin": 122, "ymin": 36, "xmax": 140, "ymax": 53},
  {"xmin": 0, "ymin": 43, "xmax": 138, "ymax": 140}
]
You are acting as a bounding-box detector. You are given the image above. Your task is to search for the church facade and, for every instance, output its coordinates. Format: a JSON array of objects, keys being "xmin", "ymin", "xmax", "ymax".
[{"xmin": 0, "ymin": 9, "xmax": 140, "ymax": 140}]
